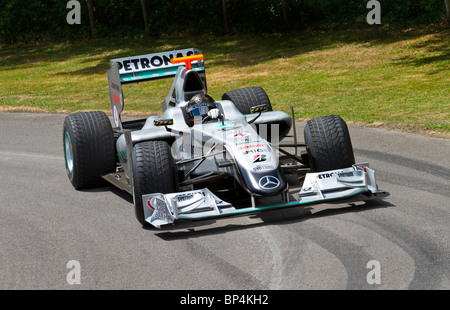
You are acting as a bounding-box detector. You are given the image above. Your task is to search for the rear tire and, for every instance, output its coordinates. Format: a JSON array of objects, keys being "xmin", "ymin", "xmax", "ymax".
[
  {"xmin": 222, "ymin": 86, "xmax": 273, "ymax": 114},
  {"xmin": 131, "ymin": 140, "xmax": 176, "ymax": 227},
  {"xmin": 63, "ymin": 111, "xmax": 116, "ymax": 189},
  {"xmin": 304, "ymin": 115, "xmax": 355, "ymax": 172},
  {"xmin": 222, "ymin": 86, "xmax": 280, "ymax": 141}
]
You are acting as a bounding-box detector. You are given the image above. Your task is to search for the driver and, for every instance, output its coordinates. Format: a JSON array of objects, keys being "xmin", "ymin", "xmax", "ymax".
[{"xmin": 185, "ymin": 93, "xmax": 220, "ymax": 123}]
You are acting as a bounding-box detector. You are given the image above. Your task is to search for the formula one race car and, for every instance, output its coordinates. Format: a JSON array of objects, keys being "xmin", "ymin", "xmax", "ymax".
[{"xmin": 63, "ymin": 48, "xmax": 388, "ymax": 228}]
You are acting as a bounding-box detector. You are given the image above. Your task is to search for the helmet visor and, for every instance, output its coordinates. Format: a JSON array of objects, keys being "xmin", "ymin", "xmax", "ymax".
[{"xmin": 188, "ymin": 103, "xmax": 209, "ymax": 117}]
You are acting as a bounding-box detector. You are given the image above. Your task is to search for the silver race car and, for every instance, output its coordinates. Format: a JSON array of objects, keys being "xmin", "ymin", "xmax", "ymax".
[{"xmin": 63, "ymin": 48, "xmax": 388, "ymax": 228}]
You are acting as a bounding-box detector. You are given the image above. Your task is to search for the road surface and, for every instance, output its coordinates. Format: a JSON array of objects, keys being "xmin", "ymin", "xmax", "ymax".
[{"xmin": 0, "ymin": 112, "xmax": 448, "ymax": 290}]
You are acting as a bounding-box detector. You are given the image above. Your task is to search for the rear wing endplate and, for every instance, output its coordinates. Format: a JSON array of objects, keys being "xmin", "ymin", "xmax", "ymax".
[{"xmin": 107, "ymin": 48, "xmax": 204, "ymax": 129}]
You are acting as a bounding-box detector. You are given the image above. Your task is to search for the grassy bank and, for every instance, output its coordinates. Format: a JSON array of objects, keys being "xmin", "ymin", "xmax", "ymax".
[{"xmin": 0, "ymin": 25, "xmax": 449, "ymax": 136}]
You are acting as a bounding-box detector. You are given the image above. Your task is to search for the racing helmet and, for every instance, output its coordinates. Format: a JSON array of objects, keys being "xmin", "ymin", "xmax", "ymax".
[{"xmin": 186, "ymin": 93, "xmax": 216, "ymax": 119}]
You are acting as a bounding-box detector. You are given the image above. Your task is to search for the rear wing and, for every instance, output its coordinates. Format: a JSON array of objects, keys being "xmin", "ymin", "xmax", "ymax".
[{"xmin": 107, "ymin": 48, "xmax": 205, "ymax": 129}]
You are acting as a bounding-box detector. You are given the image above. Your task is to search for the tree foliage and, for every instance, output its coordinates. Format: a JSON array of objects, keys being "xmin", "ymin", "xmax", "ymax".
[{"xmin": 0, "ymin": 0, "xmax": 447, "ymax": 43}]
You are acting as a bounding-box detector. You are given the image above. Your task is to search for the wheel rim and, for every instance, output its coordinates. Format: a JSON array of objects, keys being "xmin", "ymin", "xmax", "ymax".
[{"xmin": 64, "ymin": 131, "xmax": 74, "ymax": 173}]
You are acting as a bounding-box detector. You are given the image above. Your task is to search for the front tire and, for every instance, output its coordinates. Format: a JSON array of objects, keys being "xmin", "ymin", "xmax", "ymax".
[
  {"xmin": 304, "ymin": 115, "xmax": 355, "ymax": 172},
  {"xmin": 131, "ymin": 140, "xmax": 176, "ymax": 227},
  {"xmin": 63, "ymin": 111, "xmax": 116, "ymax": 189}
]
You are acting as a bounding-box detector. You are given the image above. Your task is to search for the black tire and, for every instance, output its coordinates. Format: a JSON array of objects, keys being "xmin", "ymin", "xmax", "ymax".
[
  {"xmin": 63, "ymin": 111, "xmax": 116, "ymax": 189},
  {"xmin": 222, "ymin": 86, "xmax": 273, "ymax": 114},
  {"xmin": 131, "ymin": 140, "xmax": 176, "ymax": 227},
  {"xmin": 304, "ymin": 115, "xmax": 355, "ymax": 172}
]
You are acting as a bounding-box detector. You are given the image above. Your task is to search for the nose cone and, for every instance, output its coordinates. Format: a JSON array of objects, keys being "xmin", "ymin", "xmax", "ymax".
[{"xmin": 238, "ymin": 167, "xmax": 287, "ymax": 196}]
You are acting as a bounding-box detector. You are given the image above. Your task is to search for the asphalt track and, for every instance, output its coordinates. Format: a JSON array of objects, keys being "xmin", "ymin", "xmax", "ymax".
[{"xmin": 0, "ymin": 112, "xmax": 449, "ymax": 290}]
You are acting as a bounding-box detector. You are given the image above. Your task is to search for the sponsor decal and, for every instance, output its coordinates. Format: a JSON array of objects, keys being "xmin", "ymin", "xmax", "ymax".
[
  {"xmin": 117, "ymin": 52, "xmax": 194, "ymax": 72},
  {"xmin": 234, "ymin": 132, "xmax": 248, "ymax": 137},
  {"xmin": 147, "ymin": 197, "xmax": 169, "ymax": 221},
  {"xmin": 253, "ymin": 154, "xmax": 267, "ymax": 163},
  {"xmin": 175, "ymin": 191, "xmax": 206, "ymax": 209},
  {"xmin": 210, "ymin": 121, "xmax": 234, "ymax": 129},
  {"xmin": 243, "ymin": 149, "xmax": 265, "ymax": 155},
  {"xmin": 237, "ymin": 143, "xmax": 266, "ymax": 151},
  {"xmin": 258, "ymin": 175, "xmax": 280, "ymax": 190},
  {"xmin": 146, "ymin": 197, "xmax": 155, "ymax": 210},
  {"xmin": 232, "ymin": 131, "xmax": 263, "ymax": 146},
  {"xmin": 234, "ymin": 136, "xmax": 251, "ymax": 146},
  {"xmin": 113, "ymin": 105, "xmax": 119, "ymax": 127},
  {"xmin": 357, "ymin": 165, "xmax": 367, "ymax": 172},
  {"xmin": 176, "ymin": 192, "xmax": 201, "ymax": 202},
  {"xmin": 318, "ymin": 171, "xmax": 354, "ymax": 179},
  {"xmin": 112, "ymin": 93, "xmax": 120, "ymax": 105},
  {"xmin": 252, "ymin": 164, "xmax": 275, "ymax": 172}
]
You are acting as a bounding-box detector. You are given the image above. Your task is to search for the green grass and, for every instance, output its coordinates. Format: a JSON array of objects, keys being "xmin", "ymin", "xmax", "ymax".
[{"xmin": 1, "ymin": 25, "xmax": 449, "ymax": 135}]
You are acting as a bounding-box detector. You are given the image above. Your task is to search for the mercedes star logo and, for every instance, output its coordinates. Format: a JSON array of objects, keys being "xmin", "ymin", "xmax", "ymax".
[{"xmin": 259, "ymin": 175, "xmax": 280, "ymax": 189}]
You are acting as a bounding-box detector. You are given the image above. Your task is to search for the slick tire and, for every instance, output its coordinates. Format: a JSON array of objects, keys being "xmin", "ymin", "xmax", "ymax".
[
  {"xmin": 63, "ymin": 111, "xmax": 116, "ymax": 190},
  {"xmin": 304, "ymin": 115, "xmax": 355, "ymax": 172},
  {"xmin": 131, "ymin": 140, "xmax": 176, "ymax": 227},
  {"xmin": 222, "ymin": 86, "xmax": 273, "ymax": 114}
]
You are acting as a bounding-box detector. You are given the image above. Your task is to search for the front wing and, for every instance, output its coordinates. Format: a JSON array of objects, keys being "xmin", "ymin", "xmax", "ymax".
[{"xmin": 141, "ymin": 163, "xmax": 389, "ymax": 228}]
